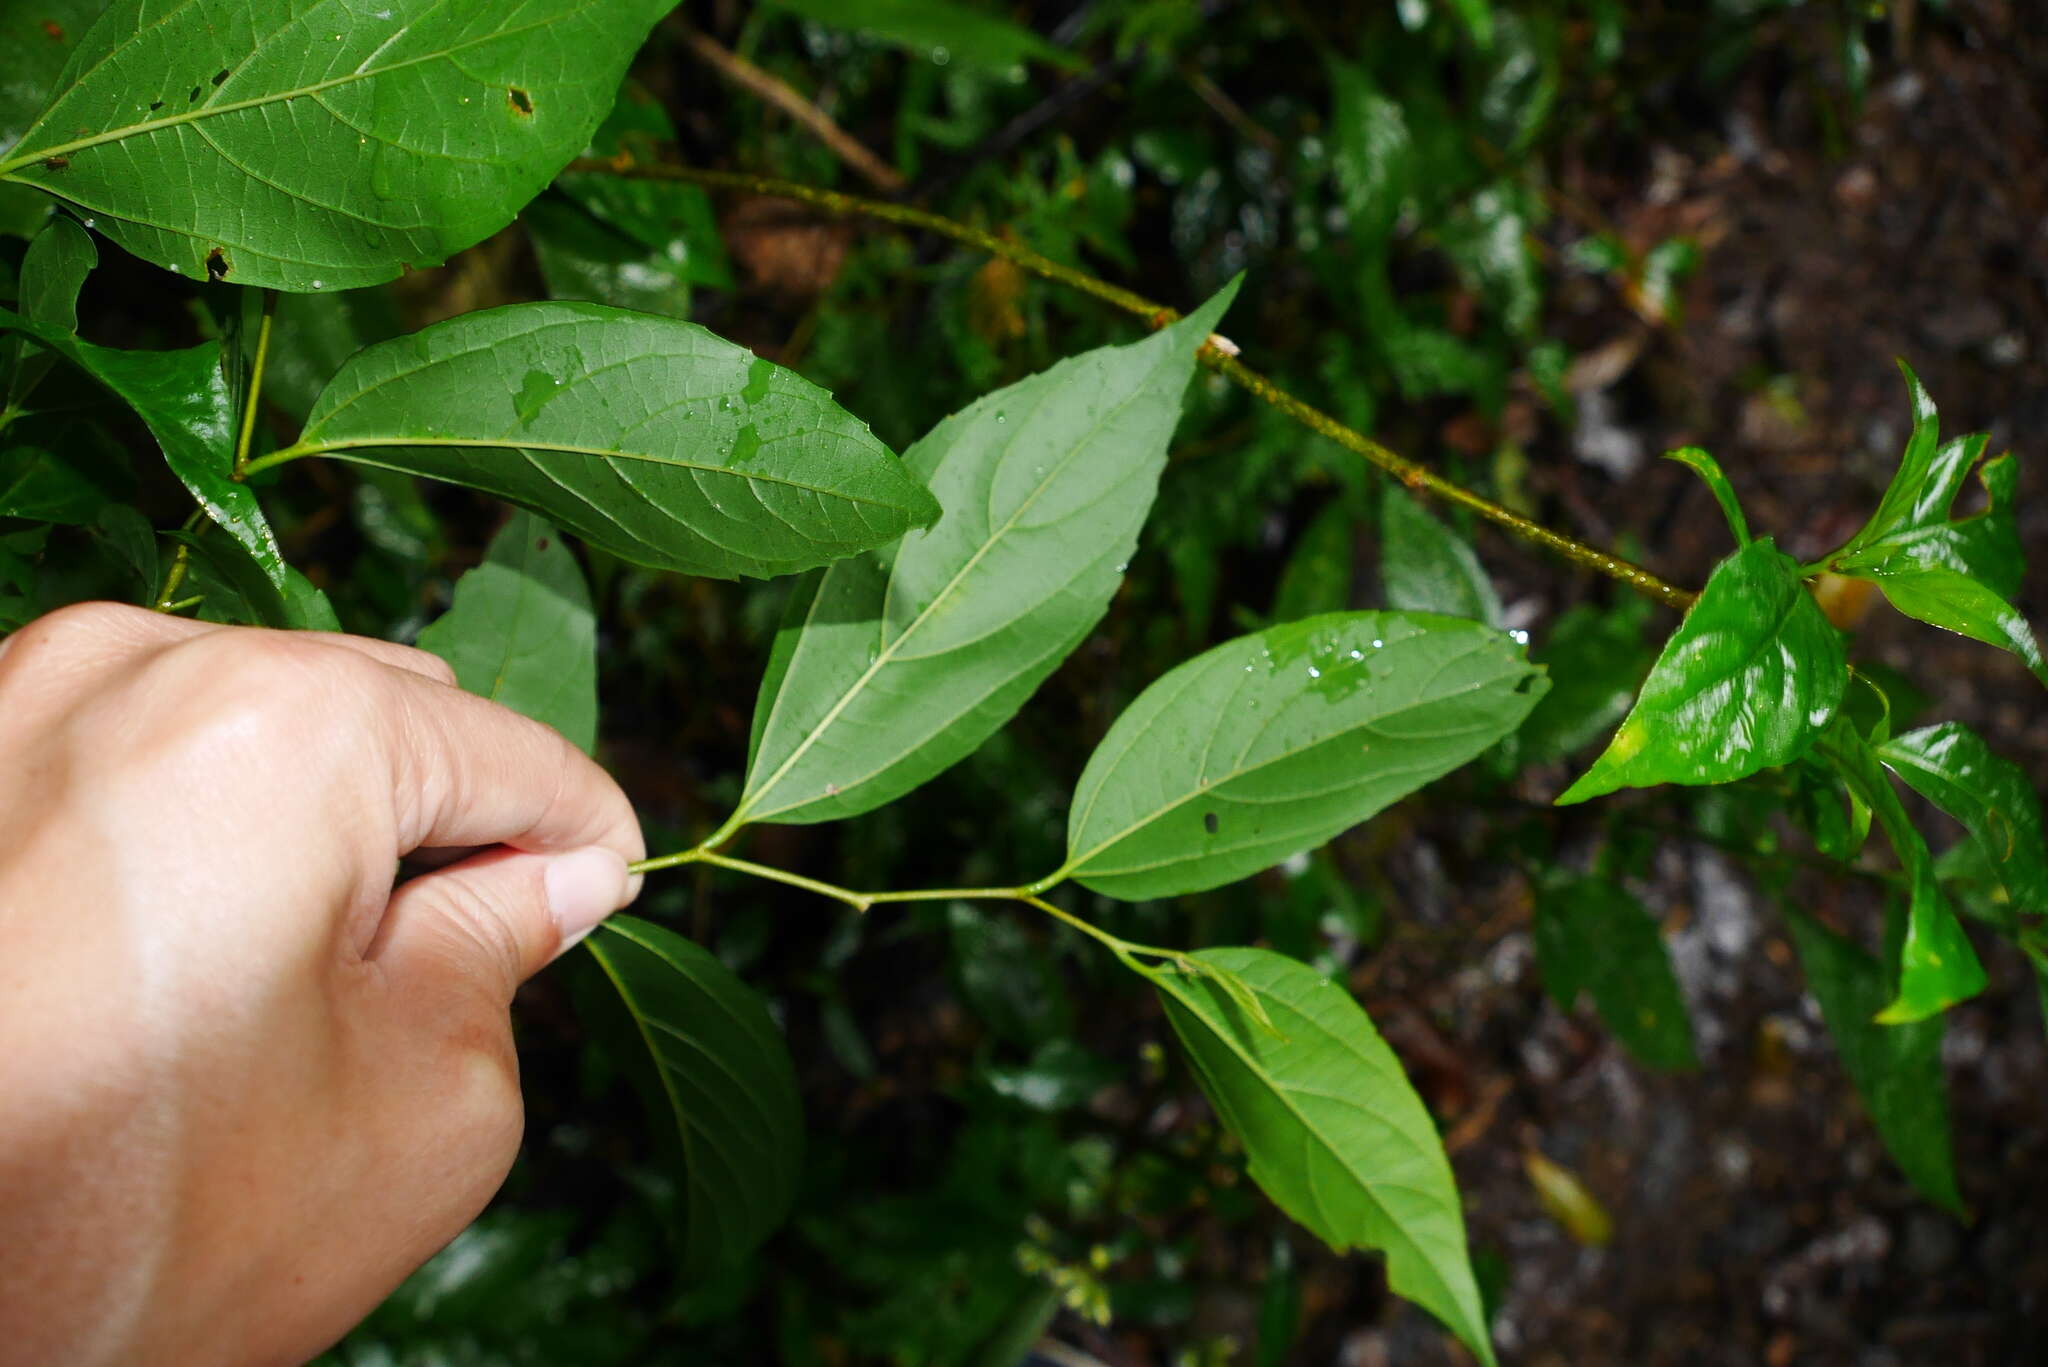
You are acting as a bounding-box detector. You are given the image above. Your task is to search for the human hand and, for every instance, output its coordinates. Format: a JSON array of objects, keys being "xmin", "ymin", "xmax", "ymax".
[{"xmin": 0, "ymin": 602, "xmax": 643, "ymax": 1366}]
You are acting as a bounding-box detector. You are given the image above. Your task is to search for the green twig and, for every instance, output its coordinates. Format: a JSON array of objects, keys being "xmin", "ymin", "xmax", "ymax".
[
  {"xmin": 629, "ymin": 843, "xmax": 1180, "ymax": 967},
  {"xmin": 571, "ymin": 159, "xmax": 1697, "ymax": 611},
  {"xmin": 152, "ymin": 508, "xmax": 207, "ymax": 611},
  {"xmin": 232, "ymin": 290, "xmax": 277, "ymax": 478}
]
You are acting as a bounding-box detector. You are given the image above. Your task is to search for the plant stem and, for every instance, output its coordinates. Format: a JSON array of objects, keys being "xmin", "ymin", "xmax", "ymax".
[
  {"xmin": 571, "ymin": 159, "xmax": 1698, "ymax": 611},
  {"xmin": 152, "ymin": 508, "xmax": 206, "ymax": 611},
  {"xmin": 235, "ymin": 443, "xmax": 309, "ymax": 479},
  {"xmin": 232, "ymin": 289, "xmax": 277, "ymax": 477},
  {"xmin": 629, "ymin": 845, "xmax": 1175, "ymax": 965}
]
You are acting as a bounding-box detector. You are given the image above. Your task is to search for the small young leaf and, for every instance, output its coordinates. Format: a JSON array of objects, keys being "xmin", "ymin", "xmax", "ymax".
[
  {"xmin": 1154, "ymin": 947, "xmax": 1495, "ymax": 1366},
  {"xmin": 417, "ymin": 511, "xmax": 597, "ymax": 753},
  {"xmin": 1878, "ymin": 722, "xmax": 2048, "ymax": 915},
  {"xmin": 1834, "ymin": 437, "xmax": 2021, "ymax": 597},
  {"xmin": 0, "ymin": 0, "xmax": 672, "ymax": 290},
  {"xmin": 0, "ymin": 307, "xmax": 281, "ymax": 586},
  {"xmin": 1064, "ymin": 611, "xmax": 1546, "ymax": 900},
  {"xmin": 1822, "ymin": 365, "xmax": 2039, "ymax": 681},
  {"xmin": 762, "ymin": 0, "xmax": 1082, "ymax": 72},
  {"xmin": 579, "ymin": 916, "xmax": 803, "ymax": 1281},
  {"xmin": 1664, "ymin": 446, "xmax": 1750, "ymax": 547},
  {"xmin": 1786, "ymin": 910, "xmax": 1963, "ymax": 1215},
  {"xmin": 1379, "ymin": 486, "xmax": 1502, "ymax": 626},
  {"xmin": 738, "ymin": 285, "xmax": 1237, "ymax": 825},
  {"xmin": 294, "ymin": 302, "xmax": 939, "ymax": 580},
  {"xmin": 1817, "ymin": 721, "xmax": 1987, "ymax": 1022},
  {"xmin": 1533, "ymin": 876, "xmax": 1696, "ymax": 1070},
  {"xmin": 1557, "ymin": 539, "xmax": 1845, "ymax": 804}
]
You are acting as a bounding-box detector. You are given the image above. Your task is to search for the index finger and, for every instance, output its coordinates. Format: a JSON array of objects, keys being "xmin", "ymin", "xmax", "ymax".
[{"xmin": 378, "ymin": 667, "xmax": 645, "ymax": 870}]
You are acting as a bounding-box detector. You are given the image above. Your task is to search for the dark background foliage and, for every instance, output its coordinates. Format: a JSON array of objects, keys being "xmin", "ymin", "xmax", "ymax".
[{"xmin": 13, "ymin": 0, "xmax": 2046, "ymax": 1362}]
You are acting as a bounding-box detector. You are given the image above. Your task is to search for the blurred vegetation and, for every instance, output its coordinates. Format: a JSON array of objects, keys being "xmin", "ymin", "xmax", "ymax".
[{"xmin": 9, "ymin": 0, "xmax": 2042, "ymax": 1361}]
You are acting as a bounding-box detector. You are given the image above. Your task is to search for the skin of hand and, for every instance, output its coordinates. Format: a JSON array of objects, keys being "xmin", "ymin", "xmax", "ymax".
[{"xmin": 0, "ymin": 602, "xmax": 645, "ymax": 1366}]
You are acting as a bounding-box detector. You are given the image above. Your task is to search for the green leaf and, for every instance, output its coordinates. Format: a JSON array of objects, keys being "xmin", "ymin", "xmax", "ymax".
[
  {"xmin": 947, "ymin": 903, "xmax": 1073, "ymax": 1048},
  {"xmin": 553, "ymin": 82, "xmax": 730, "ymax": 287},
  {"xmin": 581, "ymin": 916, "xmax": 803, "ymax": 1280},
  {"xmin": 1557, "ymin": 539, "xmax": 1845, "ymax": 804},
  {"xmin": 1836, "ymin": 361, "xmax": 1946, "ymax": 559},
  {"xmin": 525, "ymin": 195, "xmax": 694, "ymax": 321},
  {"xmin": 1154, "ymin": 947, "xmax": 1495, "ymax": 1365},
  {"xmin": 1446, "ymin": 0, "xmax": 1495, "ymax": 48},
  {"xmin": 0, "ymin": 0, "xmax": 671, "ymax": 290},
  {"xmin": 173, "ymin": 525, "xmax": 287, "ymax": 626},
  {"xmin": 417, "ymin": 511, "xmax": 596, "ymax": 753},
  {"xmin": 0, "ymin": 306, "xmax": 282, "ymax": 585},
  {"xmin": 0, "ymin": 444, "xmax": 102, "ymax": 522},
  {"xmin": 1664, "ymin": 446, "xmax": 1749, "ymax": 547},
  {"xmin": 87, "ymin": 503, "xmax": 155, "ymax": 599},
  {"xmin": 281, "ymin": 567, "xmax": 339, "ymax": 631},
  {"xmin": 1064, "ymin": 611, "xmax": 1546, "ymax": 900},
  {"xmin": 737, "ymin": 286, "xmax": 1236, "ymax": 825},
  {"xmin": 1270, "ymin": 499, "xmax": 1356, "ymax": 622},
  {"xmin": 291, "ymin": 301, "xmax": 939, "ymax": 580},
  {"xmin": 1859, "ymin": 562, "xmax": 2048, "ymax": 689},
  {"xmin": 1438, "ymin": 185, "xmax": 1537, "ymax": 337},
  {"xmin": 984, "ymin": 1040, "xmax": 1118, "ymax": 1113},
  {"xmin": 762, "ymin": 0, "xmax": 1081, "ymax": 72},
  {"xmin": 0, "ymin": 0, "xmax": 101, "ymax": 238},
  {"xmin": 1328, "ymin": 62, "xmax": 1412, "ymax": 255},
  {"xmin": 1878, "ymin": 722, "xmax": 2048, "ymax": 916},
  {"xmin": 1513, "ymin": 595, "xmax": 1654, "ymax": 765},
  {"xmin": 1835, "ymin": 438, "xmax": 2022, "ymax": 597},
  {"xmin": 1533, "ymin": 876, "xmax": 1696, "ymax": 1070},
  {"xmin": 1817, "ymin": 721, "xmax": 1986, "ymax": 1022},
  {"xmin": 1785, "ymin": 910, "xmax": 1963, "ymax": 1214},
  {"xmin": 17, "ymin": 210, "xmax": 95, "ymax": 334},
  {"xmin": 1379, "ymin": 486, "xmax": 1501, "ymax": 626},
  {"xmin": 1827, "ymin": 365, "xmax": 2032, "ymax": 655}
]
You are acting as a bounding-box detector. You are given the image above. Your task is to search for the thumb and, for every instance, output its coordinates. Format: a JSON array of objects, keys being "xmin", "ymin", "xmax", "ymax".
[{"xmin": 371, "ymin": 845, "xmax": 633, "ymax": 998}]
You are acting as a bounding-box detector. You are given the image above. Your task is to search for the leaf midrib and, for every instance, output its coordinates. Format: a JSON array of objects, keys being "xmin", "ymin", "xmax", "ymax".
[
  {"xmin": 1157, "ymin": 970, "xmax": 1479, "ymax": 1347},
  {"xmin": 298, "ymin": 434, "xmax": 916, "ymax": 510}
]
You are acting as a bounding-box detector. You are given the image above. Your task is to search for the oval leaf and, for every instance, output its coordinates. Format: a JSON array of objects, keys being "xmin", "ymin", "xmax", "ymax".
[
  {"xmin": 1557, "ymin": 537, "xmax": 1845, "ymax": 804},
  {"xmin": 580, "ymin": 916, "xmax": 803, "ymax": 1280},
  {"xmin": 1786, "ymin": 909, "xmax": 1963, "ymax": 1215},
  {"xmin": 1878, "ymin": 722, "xmax": 2048, "ymax": 916},
  {"xmin": 291, "ymin": 302, "xmax": 939, "ymax": 579},
  {"xmin": 417, "ymin": 511, "xmax": 597, "ymax": 753},
  {"xmin": 1818, "ymin": 720, "xmax": 1987, "ymax": 1023},
  {"xmin": 738, "ymin": 286, "xmax": 1236, "ymax": 825},
  {"xmin": 1533, "ymin": 875, "xmax": 1696, "ymax": 1070},
  {"xmin": 1155, "ymin": 947, "xmax": 1495, "ymax": 1365},
  {"xmin": 1064, "ymin": 611, "xmax": 1546, "ymax": 899},
  {"xmin": 0, "ymin": 0, "xmax": 670, "ymax": 290}
]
